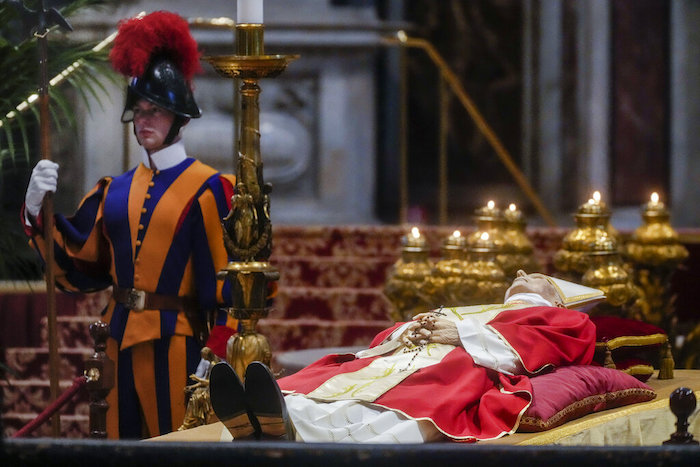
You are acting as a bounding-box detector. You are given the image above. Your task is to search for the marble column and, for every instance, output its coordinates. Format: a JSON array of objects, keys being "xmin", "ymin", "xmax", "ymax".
[{"xmin": 671, "ymin": 1, "xmax": 700, "ymax": 226}]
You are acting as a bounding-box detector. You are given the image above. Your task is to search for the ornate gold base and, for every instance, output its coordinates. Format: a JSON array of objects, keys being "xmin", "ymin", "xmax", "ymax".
[
  {"xmin": 218, "ymin": 261, "xmax": 278, "ymax": 379},
  {"xmin": 226, "ymin": 318, "xmax": 271, "ymax": 380}
]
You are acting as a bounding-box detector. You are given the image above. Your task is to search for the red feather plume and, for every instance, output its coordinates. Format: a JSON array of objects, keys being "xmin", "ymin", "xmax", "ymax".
[{"xmin": 109, "ymin": 11, "xmax": 202, "ymax": 81}]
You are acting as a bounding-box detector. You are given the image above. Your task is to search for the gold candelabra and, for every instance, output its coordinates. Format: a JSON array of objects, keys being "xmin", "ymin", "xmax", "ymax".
[
  {"xmin": 624, "ymin": 193, "xmax": 688, "ymax": 329},
  {"xmin": 581, "ymin": 248, "xmax": 641, "ymax": 318},
  {"xmin": 428, "ymin": 230, "xmax": 475, "ymax": 308},
  {"xmin": 465, "ymin": 232, "xmax": 509, "ymax": 304},
  {"xmin": 502, "ymin": 203, "xmax": 540, "ymax": 279},
  {"xmin": 467, "ymin": 201, "xmax": 505, "ymax": 247},
  {"xmin": 553, "ymin": 192, "xmax": 618, "ymax": 281},
  {"xmin": 554, "ymin": 192, "xmax": 645, "ymax": 319},
  {"xmin": 384, "ymin": 227, "xmax": 434, "ymax": 322},
  {"xmin": 467, "ymin": 201, "xmax": 510, "ymax": 274},
  {"xmin": 204, "ymin": 22, "xmax": 297, "ymax": 379}
]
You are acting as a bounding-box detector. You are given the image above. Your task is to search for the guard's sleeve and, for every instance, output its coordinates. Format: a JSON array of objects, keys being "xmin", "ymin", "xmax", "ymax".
[
  {"xmin": 26, "ymin": 178, "xmax": 113, "ymax": 293},
  {"xmin": 191, "ymin": 173, "xmax": 237, "ymax": 329}
]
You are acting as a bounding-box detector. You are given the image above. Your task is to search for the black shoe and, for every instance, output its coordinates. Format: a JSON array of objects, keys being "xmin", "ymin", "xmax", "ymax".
[
  {"xmin": 244, "ymin": 361, "xmax": 295, "ymax": 440},
  {"xmin": 209, "ymin": 362, "xmax": 261, "ymax": 440}
]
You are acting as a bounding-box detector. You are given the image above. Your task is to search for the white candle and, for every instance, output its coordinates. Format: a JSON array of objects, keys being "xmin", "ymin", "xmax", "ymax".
[{"xmin": 237, "ymin": 0, "xmax": 263, "ymax": 24}]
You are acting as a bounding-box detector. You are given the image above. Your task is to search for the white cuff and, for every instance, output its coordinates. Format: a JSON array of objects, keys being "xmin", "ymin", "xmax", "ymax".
[{"xmin": 456, "ymin": 317, "xmax": 522, "ymax": 375}]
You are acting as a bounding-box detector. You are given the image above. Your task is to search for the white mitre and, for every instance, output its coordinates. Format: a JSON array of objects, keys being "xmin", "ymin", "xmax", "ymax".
[{"xmin": 544, "ymin": 275, "xmax": 606, "ymax": 312}]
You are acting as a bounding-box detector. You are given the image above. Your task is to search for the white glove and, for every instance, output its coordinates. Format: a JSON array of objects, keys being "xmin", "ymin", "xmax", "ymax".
[{"xmin": 25, "ymin": 160, "xmax": 59, "ymax": 219}]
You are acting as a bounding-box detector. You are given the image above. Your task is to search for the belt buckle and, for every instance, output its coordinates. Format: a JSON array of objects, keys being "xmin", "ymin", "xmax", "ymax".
[{"xmin": 125, "ymin": 288, "xmax": 146, "ymax": 311}]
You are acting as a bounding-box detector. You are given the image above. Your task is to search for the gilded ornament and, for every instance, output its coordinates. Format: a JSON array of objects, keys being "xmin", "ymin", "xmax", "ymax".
[
  {"xmin": 178, "ymin": 347, "xmax": 221, "ymax": 431},
  {"xmin": 384, "ymin": 227, "xmax": 434, "ymax": 321},
  {"xmin": 623, "ymin": 193, "xmax": 688, "ymax": 331},
  {"xmin": 500, "ymin": 203, "xmax": 540, "ymax": 280},
  {"xmin": 429, "ymin": 230, "xmax": 475, "ymax": 308},
  {"xmin": 554, "ymin": 193, "xmax": 617, "ymax": 279},
  {"xmin": 464, "ymin": 232, "xmax": 509, "ymax": 304}
]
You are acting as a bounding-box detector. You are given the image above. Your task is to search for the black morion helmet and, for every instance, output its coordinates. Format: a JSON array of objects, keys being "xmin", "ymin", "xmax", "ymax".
[{"xmin": 120, "ymin": 56, "xmax": 202, "ymax": 123}]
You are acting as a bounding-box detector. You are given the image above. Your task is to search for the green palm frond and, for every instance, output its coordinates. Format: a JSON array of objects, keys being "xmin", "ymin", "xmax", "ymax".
[{"xmin": 0, "ymin": 0, "xmax": 119, "ymax": 161}]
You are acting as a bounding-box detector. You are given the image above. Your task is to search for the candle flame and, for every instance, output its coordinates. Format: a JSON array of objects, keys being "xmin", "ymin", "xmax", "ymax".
[
  {"xmin": 480, "ymin": 232, "xmax": 490, "ymax": 241},
  {"xmin": 593, "ymin": 191, "xmax": 601, "ymax": 202},
  {"xmin": 452, "ymin": 230, "xmax": 461, "ymax": 238},
  {"xmin": 509, "ymin": 203, "xmax": 516, "ymax": 211},
  {"xmin": 411, "ymin": 227, "xmax": 420, "ymax": 239},
  {"xmin": 651, "ymin": 192, "xmax": 659, "ymax": 203},
  {"xmin": 588, "ymin": 199, "xmax": 595, "ymax": 205},
  {"xmin": 487, "ymin": 200, "xmax": 495, "ymax": 209}
]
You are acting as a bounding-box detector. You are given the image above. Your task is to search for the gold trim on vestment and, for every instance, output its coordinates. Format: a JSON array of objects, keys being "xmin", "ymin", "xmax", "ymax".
[{"xmin": 306, "ymin": 342, "xmax": 452, "ymax": 402}]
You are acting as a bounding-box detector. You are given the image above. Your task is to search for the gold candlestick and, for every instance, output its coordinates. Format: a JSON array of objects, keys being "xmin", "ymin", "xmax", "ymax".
[
  {"xmin": 467, "ymin": 200, "xmax": 509, "ymax": 274},
  {"xmin": 554, "ymin": 192, "xmax": 618, "ymax": 281},
  {"xmin": 205, "ymin": 23, "xmax": 298, "ymax": 378},
  {"xmin": 384, "ymin": 227, "xmax": 434, "ymax": 321},
  {"xmin": 554, "ymin": 192, "xmax": 646, "ymax": 319},
  {"xmin": 582, "ymin": 248, "xmax": 639, "ymax": 317},
  {"xmin": 429, "ymin": 230, "xmax": 475, "ymax": 308},
  {"xmin": 624, "ymin": 193, "xmax": 688, "ymax": 330},
  {"xmin": 502, "ymin": 203, "xmax": 540, "ymax": 279},
  {"xmin": 465, "ymin": 232, "xmax": 509, "ymax": 304}
]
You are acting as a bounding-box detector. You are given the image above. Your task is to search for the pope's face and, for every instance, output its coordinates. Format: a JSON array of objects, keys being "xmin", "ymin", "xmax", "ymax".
[
  {"xmin": 132, "ymin": 100, "xmax": 175, "ymax": 154},
  {"xmin": 504, "ymin": 270, "xmax": 561, "ymax": 305}
]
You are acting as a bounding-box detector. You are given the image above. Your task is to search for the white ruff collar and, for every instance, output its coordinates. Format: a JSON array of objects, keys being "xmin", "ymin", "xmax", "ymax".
[{"xmin": 140, "ymin": 140, "xmax": 187, "ymax": 170}]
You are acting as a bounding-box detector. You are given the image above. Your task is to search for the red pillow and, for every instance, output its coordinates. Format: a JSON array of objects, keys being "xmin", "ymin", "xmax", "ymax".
[{"xmin": 518, "ymin": 365, "xmax": 656, "ymax": 432}]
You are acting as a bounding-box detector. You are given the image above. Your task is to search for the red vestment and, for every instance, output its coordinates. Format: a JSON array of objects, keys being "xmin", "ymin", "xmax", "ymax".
[{"xmin": 278, "ymin": 306, "xmax": 595, "ymax": 441}]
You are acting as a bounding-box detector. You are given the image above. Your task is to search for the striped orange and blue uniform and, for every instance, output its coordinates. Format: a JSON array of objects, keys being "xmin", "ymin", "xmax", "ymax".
[{"xmin": 28, "ymin": 157, "xmax": 237, "ymax": 438}]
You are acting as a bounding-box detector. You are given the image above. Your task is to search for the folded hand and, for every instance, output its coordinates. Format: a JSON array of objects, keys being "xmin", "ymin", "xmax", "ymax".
[{"xmin": 401, "ymin": 311, "xmax": 460, "ymax": 347}]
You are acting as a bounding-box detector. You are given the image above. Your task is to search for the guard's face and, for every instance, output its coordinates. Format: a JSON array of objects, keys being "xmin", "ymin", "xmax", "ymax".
[
  {"xmin": 504, "ymin": 270, "xmax": 561, "ymax": 305},
  {"xmin": 132, "ymin": 100, "xmax": 175, "ymax": 153}
]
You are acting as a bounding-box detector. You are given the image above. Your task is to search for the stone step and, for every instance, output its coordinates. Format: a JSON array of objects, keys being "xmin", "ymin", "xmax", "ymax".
[
  {"xmin": 271, "ymin": 225, "xmax": 407, "ymax": 257},
  {"xmin": 258, "ymin": 317, "xmax": 392, "ymax": 352},
  {"xmin": 271, "ymin": 286, "xmax": 392, "ymax": 322},
  {"xmin": 3, "ymin": 411, "xmax": 89, "ymax": 438},
  {"xmin": 272, "ymin": 256, "xmax": 395, "ymax": 288},
  {"xmin": 1, "ymin": 377, "xmax": 89, "ymax": 420},
  {"xmin": 35, "ymin": 315, "xmax": 105, "ymax": 349},
  {"xmin": 3, "ymin": 347, "xmax": 92, "ymax": 381}
]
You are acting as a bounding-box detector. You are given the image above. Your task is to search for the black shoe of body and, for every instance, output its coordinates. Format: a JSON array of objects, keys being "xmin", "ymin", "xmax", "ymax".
[
  {"xmin": 244, "ymin": 361, "xmax": 296, "ymax": 440},
  {"xmin": 209, "ymin": 362, "xmax": 261, "ymax": 440}
]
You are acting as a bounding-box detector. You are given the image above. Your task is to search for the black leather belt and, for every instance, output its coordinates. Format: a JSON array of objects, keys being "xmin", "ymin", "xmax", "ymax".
[
  {"xmin": 113, "ymin": 286, "xmax": 190, "ymax": 311},
  {"xmin": 112, "ymin": 287, "xmax": 208, "ymax": 346}
]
